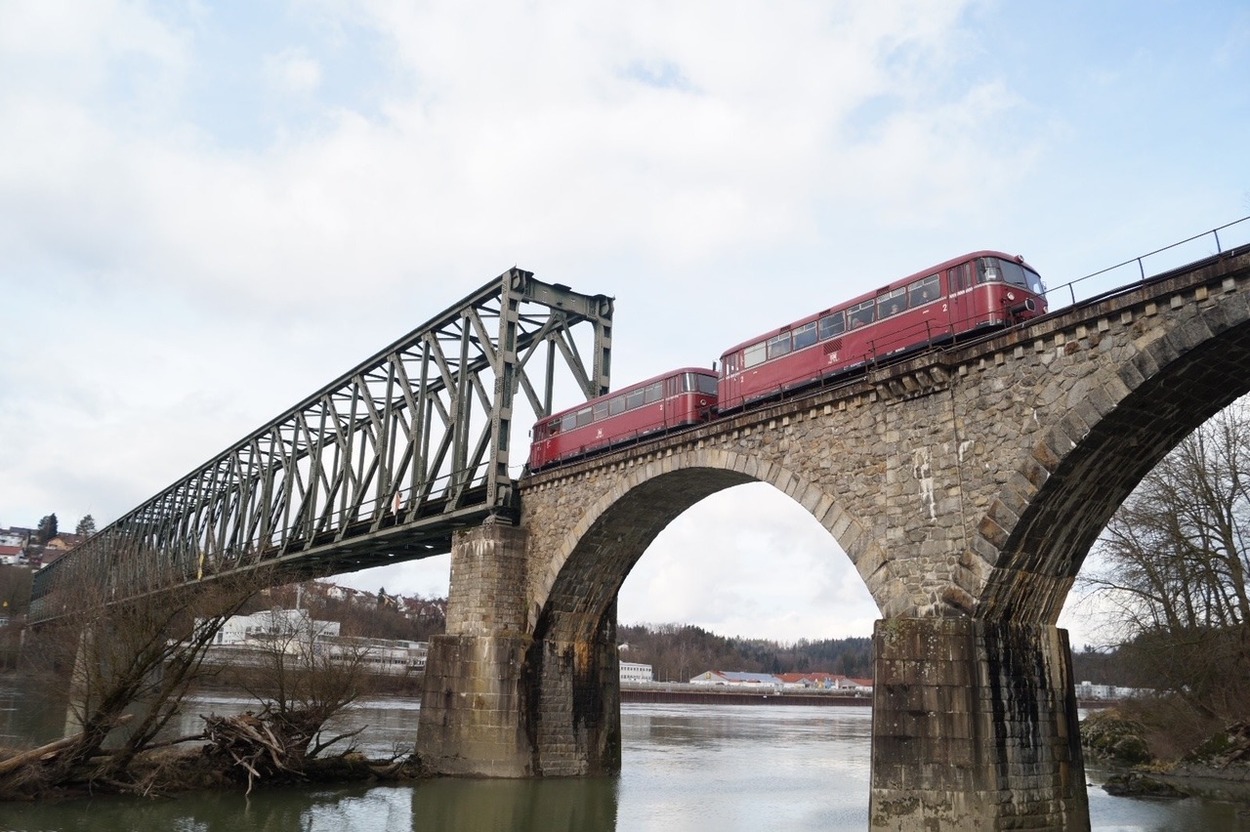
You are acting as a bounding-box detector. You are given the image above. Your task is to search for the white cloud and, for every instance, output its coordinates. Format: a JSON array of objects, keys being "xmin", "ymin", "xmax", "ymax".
[
  {"xmin": 4, "ymin": 0, "xmax": 1250, "ymax": 641},
  {"xmin": 263, "ymin": 47, "xmax": 322, "ymax": 95}
]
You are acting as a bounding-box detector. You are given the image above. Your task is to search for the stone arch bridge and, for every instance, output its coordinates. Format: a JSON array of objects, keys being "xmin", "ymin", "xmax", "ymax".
[{"xmin": 416, "ymin": 247, "xmax": 1250, "ymax": 831}]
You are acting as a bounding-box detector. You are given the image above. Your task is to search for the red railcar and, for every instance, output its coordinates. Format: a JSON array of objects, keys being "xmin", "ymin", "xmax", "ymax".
[
  {"xmin": 717, "ymin": 251, "xmax": 1046, "ymax": 411},
  {"xmin": 528, "ymin": 367, "xmax": 719, "ymax": 470}
]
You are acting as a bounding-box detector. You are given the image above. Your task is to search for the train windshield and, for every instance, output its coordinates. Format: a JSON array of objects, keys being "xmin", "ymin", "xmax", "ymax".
[
  {"xmin": 684, "ymin": 373, "xmax": 718, "ymax": 394},
  {"xmin": 979, "ymin": 257, "xmax": 1044, "ymax": 295}
]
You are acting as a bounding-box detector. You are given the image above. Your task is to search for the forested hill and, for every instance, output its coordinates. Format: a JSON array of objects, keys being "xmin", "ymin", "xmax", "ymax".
[{"xmin": 617, "ymin": 623, "xmax": 873, "ymax": 683}]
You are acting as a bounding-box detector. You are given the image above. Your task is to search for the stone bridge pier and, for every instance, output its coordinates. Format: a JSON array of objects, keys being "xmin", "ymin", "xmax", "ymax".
[{"xmin": 415, "ymin": 250, "xmax": 1250, "ymax": 831}]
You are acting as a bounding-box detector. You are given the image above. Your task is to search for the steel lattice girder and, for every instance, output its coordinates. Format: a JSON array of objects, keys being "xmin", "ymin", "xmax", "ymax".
[{"xmin": 31, "ymin": 268, "xmax": 612, "ymax": 620}]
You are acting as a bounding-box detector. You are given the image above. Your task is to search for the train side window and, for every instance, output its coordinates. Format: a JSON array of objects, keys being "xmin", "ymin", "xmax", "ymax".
[
  {"xmin": 792, "ymin": 322, "xmax": 817, "ymax": 350},
  {"xmin": 847, "ymin": 299, "xmax": 876, "ymax": 329},
  {"xmin": 576, "ymin": 407, "xmax": 593, "ymax": 427},
  {"xmin": 723, "ymin": 352, "xmax": 740, "ymax": 374},
  {"xmin": 609, "ymin": 395, "xmax": 626, "ymax": 416},
  {"xmin": 908, "ymin": 274, "xmax": 940, "ymax": 308},
  {"xmin": 818, "ymin": 311, "xmax": 846, "ymax": 339},
  {"xmin": 593, "ymin": 401, "xmax": 610, "ymax": 421},
  {"xmin": 767, "ymin": 332, "xmax": 792, "ymax": 359},
  {"xmin": 877, "ymin": 288, "xmax": 907, "ymax": 318},
  {"xmin": 626, "ymin": 388, "xmax": 646, "ymax": 410},
  {"xmin": 561, "ymin": 413, "xmax": 577, "ymax": 431},
  {"xmin": 644, "ymin": 382, "xmax": 663, "ymax": 404},
  {"xmin": 743, "ymin": 342, "xmax": 767, "ymax": 368}
]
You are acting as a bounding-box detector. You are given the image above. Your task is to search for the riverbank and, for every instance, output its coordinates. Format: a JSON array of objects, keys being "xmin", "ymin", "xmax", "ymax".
[{"xmin": 621, "ymin": 685, "xmax": 869, "ymax": 706}]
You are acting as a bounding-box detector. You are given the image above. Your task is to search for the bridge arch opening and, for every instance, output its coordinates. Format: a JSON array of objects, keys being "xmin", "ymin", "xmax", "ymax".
[
  {"xmin": 978, "ymin": 292, "xmax": 1250, "ymax": 624},
  {"xmin": 617, "ymin": 482, "xmax": 880, "ymax": 666},
  {"xmin": 521, "ymin": 458, "xmax": 882, "ymax": 775}
]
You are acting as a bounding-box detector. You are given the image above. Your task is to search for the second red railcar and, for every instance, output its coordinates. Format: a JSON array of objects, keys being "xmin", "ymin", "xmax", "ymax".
[
  {"xmin": 528, "ymin": 367, "xmax": 719, "ymax": 470},
  {"xmin": 716, "ymin": 251, "xmax": 1046, "ymax": 411}
]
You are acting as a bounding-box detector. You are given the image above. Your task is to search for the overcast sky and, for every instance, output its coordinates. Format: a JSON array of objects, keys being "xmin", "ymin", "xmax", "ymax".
[{"xmin": 2, "ymin": 1, "xmax": 1248, "ymax": 648}]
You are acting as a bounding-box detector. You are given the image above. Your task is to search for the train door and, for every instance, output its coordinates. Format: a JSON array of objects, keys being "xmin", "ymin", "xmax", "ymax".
[
  {"xmin": 945, "ymin": 261, "xmax": 974, "ymax": 337},
  {"xmin": 663, "ymin": 375, "xmax": 678, "ymax": 429}
]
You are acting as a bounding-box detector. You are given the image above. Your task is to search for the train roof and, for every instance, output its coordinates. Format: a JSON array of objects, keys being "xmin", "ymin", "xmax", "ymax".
[
  {"xmin": 718, "ymin": 250, "xmax": 1037, "ymax": 357},
  {"xmin": 537, "ymin": 366, "xmax": 717, "ymax": 423}
]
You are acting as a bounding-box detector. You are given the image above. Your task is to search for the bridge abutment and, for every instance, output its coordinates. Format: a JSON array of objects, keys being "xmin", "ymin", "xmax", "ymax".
[
  {"xmin": 870, "ymin": 618, "xmax": 1088, "ymax": 831},
  {"xmin": 416, "ymin": 521, "xmax": 534, "ymax": 776}
]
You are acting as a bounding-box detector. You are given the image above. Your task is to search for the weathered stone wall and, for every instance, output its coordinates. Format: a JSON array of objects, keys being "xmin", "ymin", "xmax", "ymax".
[
  {"xmin": 870, "ymin": 618, "xmax": 1087, "ymax": 831},
  {"xmin": 416, "ymin": 522, "xmax": 534, "ymax": 776}
]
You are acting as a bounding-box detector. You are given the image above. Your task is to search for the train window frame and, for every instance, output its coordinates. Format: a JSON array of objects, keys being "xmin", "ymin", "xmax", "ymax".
[
  {"xmin": 907, "ymin": 274, "xmax": 941, "ymax": 309},
  {"xmin": 561, "ymin": 412, "xmax": 577, "ymax": 431},
  {"xmin": 818, "ymin": 311, "xmax": 846, "ymax": 340},
  {"xmin": 697, "ymin": 374, "xmax": 717, "ymax": 395},
  {"xmin": 744, "ymin": 342, "xmax": 767, "ymax": 368},
  {"xmin": 626, "ymin": 388, "xmax": 646, "ymax": 410},
  {"xmin": 949, "ymin": 262, "xmax": 973, "ymax": 292},
  {"xmin": 767, "ymin": 332, "xmax": 792, "ymax": 359},
  {"xmin": 576, "ymin": 407, "xmax": 593, "ymax": 427},
  {"xmin": 977, "ymin": 258, "xmax": 1003, "ymax": 283},
  {"xmin": 792, "ymin": 321, "xmax": 818, "ymax": 350},
  {"xmin": 877, "ymin": 287, "xmax": 907, "ymax": 318},
  {"xmin": 593, "ymin": 401, "xmax": 610, "ymax": 421},
  {"xmin": 609, "ymin": 395, "xmax": 626, "ymax": 416},
  {"xmin": 847, "ymin": 299, "xmax": 876, "ymax": 329},
  {"xmin": 644, "ymin": 382, "xmax": 663, "ymax": 404}
]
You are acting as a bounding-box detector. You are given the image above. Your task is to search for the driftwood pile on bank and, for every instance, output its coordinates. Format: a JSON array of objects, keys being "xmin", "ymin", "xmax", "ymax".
[{"xmin": 201, "ymin": 712, "xmax": 299, "ymax": 793}]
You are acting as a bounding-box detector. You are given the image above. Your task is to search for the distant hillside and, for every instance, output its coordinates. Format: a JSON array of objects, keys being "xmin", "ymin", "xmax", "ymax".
[{"xmin": 618, "ymin": 623, "xmax": 873, "ymax": 683}]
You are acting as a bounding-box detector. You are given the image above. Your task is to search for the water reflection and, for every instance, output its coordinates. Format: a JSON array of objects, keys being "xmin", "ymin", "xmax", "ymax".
[{"xmin": 0, "ymin": 687, "xmax": 1248, "ymax": 832}]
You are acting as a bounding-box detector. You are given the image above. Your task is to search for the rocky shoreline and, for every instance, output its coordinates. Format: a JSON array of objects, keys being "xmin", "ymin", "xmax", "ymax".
[{"xmin": 1083, "ymin": 710, "xmax": 1250, "ymax": 804}]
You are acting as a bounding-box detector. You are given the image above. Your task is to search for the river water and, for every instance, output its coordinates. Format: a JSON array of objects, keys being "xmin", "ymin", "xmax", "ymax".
[{"xmin": 0, "ymin": 693, "xmax": 1247, "ymax": 831}]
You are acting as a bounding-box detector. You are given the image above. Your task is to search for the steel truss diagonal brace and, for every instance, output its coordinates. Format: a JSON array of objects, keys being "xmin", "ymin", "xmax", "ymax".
[{"xmin": 30, "ymin": 268, "xmax": 613, "ymax": 622}]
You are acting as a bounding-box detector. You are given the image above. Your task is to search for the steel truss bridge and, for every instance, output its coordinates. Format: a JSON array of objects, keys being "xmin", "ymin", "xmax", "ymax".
[{"xmin": 30, "ymin": 269, "xmax": 612, "ymax": 621}]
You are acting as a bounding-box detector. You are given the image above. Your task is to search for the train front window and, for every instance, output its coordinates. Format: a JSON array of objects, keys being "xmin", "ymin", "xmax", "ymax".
[
  {"xmin": 697, "ymin": 374, "xmax": 717, "ymax": 395},
  {"xmin": 978, "ymin": 258, "xmax": 1043, "ymax": 295},
  {"xmin": 980, "ymin": 257, "xmax": 1043, "ymax": 293}
]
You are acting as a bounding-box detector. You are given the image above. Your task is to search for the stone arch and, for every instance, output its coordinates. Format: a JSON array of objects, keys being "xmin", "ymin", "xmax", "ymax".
[
  {"xmin": 526, "ymin": 448, "xmax": 884, "ymax": 643},
  {"xmin": 974, "ymin": 292, "xmax": 1250, "ymax": 622}
]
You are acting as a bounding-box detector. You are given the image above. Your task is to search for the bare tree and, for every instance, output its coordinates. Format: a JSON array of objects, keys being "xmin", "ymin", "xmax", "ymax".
[
  {"xmin": 2, "ymin": 566, "xmax": 269, "ymax": 798},
  {"xmin": 207, "ymin": 608, "xmax": 378, "ymax": 790},
  {"xmin": 1080, "ymin": 399, "xmax": 1250, "ymax": 722}
]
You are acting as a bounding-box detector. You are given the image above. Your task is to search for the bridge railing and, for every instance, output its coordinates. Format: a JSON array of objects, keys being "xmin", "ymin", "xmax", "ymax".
[{"xmin": 1044, "ymin": 216, "xmax": 1250, "ymax": 309}]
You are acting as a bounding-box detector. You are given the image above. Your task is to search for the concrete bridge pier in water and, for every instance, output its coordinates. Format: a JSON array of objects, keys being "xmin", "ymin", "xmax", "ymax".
[
  {"xmin": 870, "ymin": 618, "xmax": 1086, "ymax": 830},
  {"xmin": 416, "ymin": 521, "xmax": 621, "ymax": 778}
]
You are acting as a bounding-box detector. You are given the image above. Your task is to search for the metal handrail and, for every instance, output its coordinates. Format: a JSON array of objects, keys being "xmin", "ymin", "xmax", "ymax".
[{"xmin": 1045, "ymin": 216, "xmax": 1250, "ymax": 308}]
